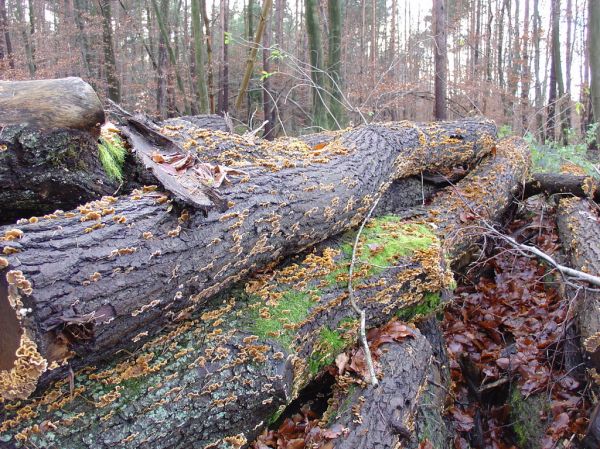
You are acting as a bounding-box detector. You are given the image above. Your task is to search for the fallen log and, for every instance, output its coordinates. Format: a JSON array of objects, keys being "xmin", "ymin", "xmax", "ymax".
[
  {"xmin": 0, "ymin": 119, "xmax": 496, "ymax": 401},
  {"xmin": 556, "ymin": 197, "xmax": 600, "ymax": 449},
  {"xmin": 525, "ymin": 172, "xmax": 600, "ymax": 202},
  {"xmin": 0, "ymin": 78, "xmax": 117, "ymax": 224},
  {"xmin": 556, "ymin": 197, "xmax": 600, "ymax": 372},
  {"xmin": 0, "ymin": 137, "xmax": 529, "ymax": 449}
]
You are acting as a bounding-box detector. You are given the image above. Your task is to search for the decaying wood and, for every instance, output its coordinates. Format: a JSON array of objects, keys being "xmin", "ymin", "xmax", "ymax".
[
  {"xmin": 0, "ymin": 78, "xmax": 115, "ymax": 224},
  {"xmin": 525, "ymin": 172, "xmax": 600, "ymax": 202},
  {"xmin": 556, "ymin": 198, "xmax": 600, "ymax": 449},
  {"xmin": 556, "ymin": 198, "xmax": 600, "ymax": 370},
  {"xmin": 0, "ymin": 78, "xmax": 105, "ymax": 134},
  {"xmin": 0, "ymin": 136, "xmax": 529, "ymax": 449},
  {"xmin": 0, "ymin": 119, "xmax": 496, "ymax": 402}
]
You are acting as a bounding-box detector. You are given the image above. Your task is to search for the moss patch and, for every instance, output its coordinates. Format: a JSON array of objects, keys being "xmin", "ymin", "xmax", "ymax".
[
  {"xmin": 397, "ymin": 292, "xmax": 442, "ymax": 322},
  {"xmin": 98, "ymin": 133, "xmax": 126, "ymax": 182},
  {"xmin": 251, "ymin": 290, "xmax": 317, "ymax": 349},
  {"xmin": 308, "ymin": 328, "xmax": 347, "ymax": 375},
  {"xmin": 510, "ymin": 388, "xmax": 550, "ymax": 449}
]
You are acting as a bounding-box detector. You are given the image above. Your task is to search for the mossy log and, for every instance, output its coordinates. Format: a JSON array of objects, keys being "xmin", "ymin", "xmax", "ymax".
[
  {"xmin": 0, "ymin": 137, "xmax": 529, "ymax": 449},
  {"xmin": 0, "ymin": 78, "xmax": 117, "ymax": 224},
  {"xmin": 0, "ymin": 119, "xmax": 496, "ymax": 402},
  {"xmin": 304, "ymin": 137, "xmax": 530, "ymax": 449}
]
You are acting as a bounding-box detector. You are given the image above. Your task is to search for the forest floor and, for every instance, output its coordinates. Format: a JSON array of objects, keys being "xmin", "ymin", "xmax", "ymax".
[{"xmin": 249, "ymin": 197, "xmax": 594, "ymax": 449}]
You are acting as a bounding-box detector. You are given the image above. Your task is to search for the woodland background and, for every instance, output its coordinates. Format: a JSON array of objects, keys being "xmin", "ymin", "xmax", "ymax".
[{"xmin": 0, "ymin": 0, "xmax": 597, "ymax": 154}]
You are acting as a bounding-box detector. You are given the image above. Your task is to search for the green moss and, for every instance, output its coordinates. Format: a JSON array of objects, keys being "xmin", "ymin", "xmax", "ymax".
[
  {"xmin": 308, "ymin": 327, "xmax": 347, "ymax": 375},
  {"xmin": 397, "ymin": 292, "xmax": 442, "ymax": 322},
  {"xmin": 510, "ymin": 388, "xmax": 550, "ymax": 449},
  {"xmin": 251, "ymin": 290, "xmax": 317, "ymax": 349},
  {"xmin": 98, "ymin": 134, "xmax": 126, "ymax": 182}
]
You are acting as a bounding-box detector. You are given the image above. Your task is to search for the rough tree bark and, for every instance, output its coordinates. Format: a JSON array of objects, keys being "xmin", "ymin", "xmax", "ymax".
[
  {"xmin": 556, "ymin": 197, "xmax": 600, "ymax": 448},
  {"xmin": 0, "ymin": 119, "xmax": 496, "ymax": 403},
  {"xmin": 0, "ymin": 137, "xmax": 529, "ymax": 449},
  {"xmin": 525, "ymin": 172, "xmax": 600, "ymax": 203},
  {"xmin": 0, "ymin": 78, "xmax": 115, "ymax": 224}
]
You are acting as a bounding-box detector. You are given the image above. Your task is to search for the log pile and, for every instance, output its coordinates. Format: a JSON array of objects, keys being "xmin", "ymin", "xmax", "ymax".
[{"xmin": 6, "ymin": 77, "xmax": 593, "ymax": 449}]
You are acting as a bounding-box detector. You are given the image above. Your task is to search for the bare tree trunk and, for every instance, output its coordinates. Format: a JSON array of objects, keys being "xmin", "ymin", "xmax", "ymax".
[
  {"xmin": 327, "ymin": 0, "xmax": 344, "ymax": 128},
  {"xmin": 589, "ymin": 0, "xmax": 600, "ymax": 146},
  {"xmin": 433, "ymin": 0, "xmax": 447, "ymax": 120},
  {"xmin": 521, "ymin": 0, "xmax": 531, "ymax": 132},
  {"xmin": 14, "ymin": 0, "xmax": 35, "ymax": 76},
  {"xmin": 262, "ymin": 13, "xmax": 274, "ymax": 139},
  {"xmin": 533, "ymin": 0, "xmax": 544, "ymax": 142},
  {"xmin": 99, "ymin": 0, "xmax": 121, "ymax": 103},
  {"xmin": 156, "ymin": 0, "xmax": 168, "ymax": 118},
  {"xmin": 0, "ymin": 0, "xmax": 14, "ymax": 69},
  {"xmin": 200, "ymin": 0, "xmax": 215, "ymax": 114},
  {"xmin": 190, "ymin": 0, "xmax": 209, "ymax": 113},
  {"xmin": 217, "ymin": 0, "xmax": 228, "ymax": 113},
  {"xmin": 304, "ymin": 0, "xmax": 328, "ymax": 128}
]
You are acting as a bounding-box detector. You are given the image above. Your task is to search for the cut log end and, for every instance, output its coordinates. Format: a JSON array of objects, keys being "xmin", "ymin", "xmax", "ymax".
[{"xmin": 0, "ymin": 77, "xmax": 105, "ymax": 134}]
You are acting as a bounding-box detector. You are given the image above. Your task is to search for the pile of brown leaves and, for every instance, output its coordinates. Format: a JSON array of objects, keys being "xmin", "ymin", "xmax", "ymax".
[{"xmin": 444, "ymin": 206, "xmax": 590, "ymax": 449}]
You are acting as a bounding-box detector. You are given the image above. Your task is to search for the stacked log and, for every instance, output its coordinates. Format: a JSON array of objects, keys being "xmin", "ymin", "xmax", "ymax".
[
  {"xmin": 0, "ymin": 137, "xmax": 530, "ymax": 449},
  {"xmin": 0, "ymin": 119, "xmax": 496, "ymax": 402}
]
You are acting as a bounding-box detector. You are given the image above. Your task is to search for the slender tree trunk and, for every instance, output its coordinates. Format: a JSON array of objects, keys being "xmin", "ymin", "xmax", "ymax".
[
  {"xmin": 99, "ymin": 0, "xmax": 121, "ymax": 102},
  {"xmin": 533, "ymin": 0, "xmax": 544, "ymax": 142},
  {"xmin": 433, "ymin": 0, "xmax": 447, "ymax": 120},
  {"xmin": 304, "ymin": 0, "xmax": 328, "ymax": 128},
  {"xmin": 200, "ymin": 0, "xmax": 215, "ymax": 113},
  {"xmin": 218, "ymin": 0, "xmax": 229, "ymax": 113},
  {"xmin": 262, "ymin": 14, "xmax": 274, "ymax": 139},
  {"xmin": 14, "ymin": 0, "xmax": 35, "ymax": 75},
  {"xmin": 152, "ymin": 0, "xmax": 190, "ymax": 114},
  {"xmin": 565, "ymin": 0, "xmax": 573, "ymax": 130},
  {"xmin": 73, "ymin": 0, "xmax": 93, "ymax": 79},
  {"xmin": 190, "ymin": 0, "xmax": 209, "ymax": 113},
  {"xmin": 521, "ymin": 0, "xmax": 531, "ymax": 132},
  {"xmin": 156, "ymin": 0, "xmax": 168, "ymax": 118},
  {"xmin": 327, "ymin": 0, "xmax": 344, "ymax": 128},
  {"xmin": 589, "ymin": 0, "xmax": 600, "ymax": 146},
  {"xmin": 235, "ymin": 0, "xmax": 273, "ymax": 112},
  {"xmin": 547, "ymin": 0, "xmax": 567, "ymax": 143},
  {"xmin": 0, "ymin": 0, "xmax": 14, "ymax": 69}
]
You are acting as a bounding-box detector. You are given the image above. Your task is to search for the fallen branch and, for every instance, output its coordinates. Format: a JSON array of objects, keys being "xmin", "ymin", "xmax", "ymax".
[{"xmin": 348, "ymin": 196, "xmax": 381, "ymax": 387}]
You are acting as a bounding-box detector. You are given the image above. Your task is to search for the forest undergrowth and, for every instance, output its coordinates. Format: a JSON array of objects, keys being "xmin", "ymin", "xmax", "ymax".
[
  {"xmin": 249, "ymin": 197, "xmax": 594, "ymax": 449},
  {"xmin": 445, "ymin": 197, "xmax": 592, "ymax": 449}
]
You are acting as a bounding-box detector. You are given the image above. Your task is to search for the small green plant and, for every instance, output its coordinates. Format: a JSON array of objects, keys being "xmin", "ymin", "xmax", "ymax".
[{"xmin": 98, "ymin": 133, "xmax": 126, "ymax": 182}]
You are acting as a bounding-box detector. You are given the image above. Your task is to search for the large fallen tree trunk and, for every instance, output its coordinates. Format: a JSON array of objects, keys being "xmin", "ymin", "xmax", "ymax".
[
  {"xmin": 0, "ymin": 119, "xmax": 496, "ymax": 401},
  {"xmin": 556, "ymin": 197, "xmax": 600, "ymax": 448},
  {"xmin": 0, "ymin": 78, "xmax": 117, "ymax": 223},
  {"xmin": 0, "ymin": 137, "xmax": 530, "ymax": 449}
]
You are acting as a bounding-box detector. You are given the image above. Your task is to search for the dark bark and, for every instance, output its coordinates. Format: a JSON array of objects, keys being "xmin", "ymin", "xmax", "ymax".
[
  {"xmin": 0, "ymin": 119, "xmax": 497, "ymax": 402},
  {"xmin": 0, "ymin": 78, "xmax": 113, "ymax": 224},
  {"xmin": 0, "ymin": 0, "xmax": 14, "ymax": 69},
  {"xmin": 524, "ymin": 172, "xmax": 600, "ymax": 202},
  {"xmin": 98, "ymin": 0, "xmax": 121, "ymax": 103},
  {"xmin": 0, "ymin": 135, "xmax": 529, "ymax": 449},
  {"xmin": 433, "ymin": 0, "xmax": 448, "ymax": 120},
  {"xmin": 556, "ymin": 197, "xmax": 600, "ymax": 449},
  {"xmin": 556, "ymin": 198, "xmax": 600, "ymax": 372}
]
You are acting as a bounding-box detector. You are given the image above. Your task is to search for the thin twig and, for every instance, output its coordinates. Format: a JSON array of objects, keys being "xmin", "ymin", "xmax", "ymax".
[{"xmin": 348, "ymin": 196, "xmax": 381, "ymax": 387}]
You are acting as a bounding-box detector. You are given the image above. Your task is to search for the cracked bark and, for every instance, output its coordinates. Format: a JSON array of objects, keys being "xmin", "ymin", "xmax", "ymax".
[
  {"xmin": 0, "ymin": 119, "xmax": 496, "ymax": 401},
  {"xmin": 0, "ymin": 137, "xmax": 530, "ymax": 449}
]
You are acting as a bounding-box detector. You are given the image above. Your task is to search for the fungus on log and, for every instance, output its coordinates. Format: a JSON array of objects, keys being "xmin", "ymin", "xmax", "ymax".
[
  {"xmin": 0, "ymin": 119, "xmax": 496, "ymax": 401},
  {"xmin": 0, "ymin": 77, "xmax": 114, "ymax": 223},
  {"xmin": 0, "ymin": 136, "xmax": 530, "ymax": 449}
]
